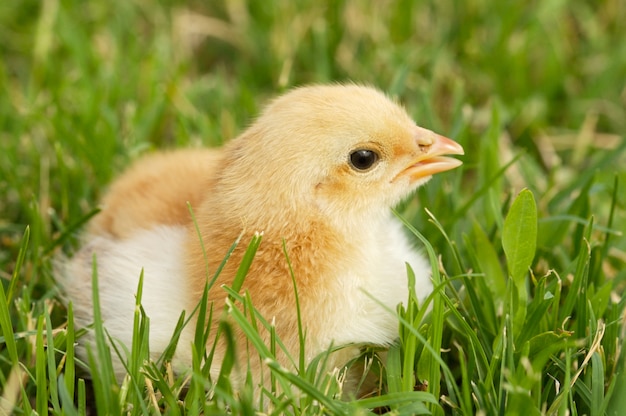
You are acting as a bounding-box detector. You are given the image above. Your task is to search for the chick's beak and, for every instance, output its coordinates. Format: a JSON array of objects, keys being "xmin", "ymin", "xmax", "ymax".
[{"xmin": 400, "ymin": 128, "xmax": 464, "ymax": 182}]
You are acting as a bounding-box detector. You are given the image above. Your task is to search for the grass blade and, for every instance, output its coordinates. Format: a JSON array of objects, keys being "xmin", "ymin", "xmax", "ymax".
[
  {"xmin": 35, "ymin": 314, "xmax": 48, "ymax": 416},
  {"xmin": 394, "ymin": 209, "xmax": 444, "ymax": 413},
  {"xmin": 45, "ymin": 309, "xmax": 60, "ymax": 413},
  {"xmin": 6, "ymin": 226, "xmax": 29, "ymax": 306},
  {"xmin": 64, "ymin": 303, "xmax": 76, "ymax": 402},
  {"xmin": 0, "ymin": 268, "xmax": 19, "ymax": 367}
]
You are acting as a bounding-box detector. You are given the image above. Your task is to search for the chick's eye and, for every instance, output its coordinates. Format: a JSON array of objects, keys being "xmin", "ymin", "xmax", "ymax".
[{"xmin": 349, "ymin": 149, "xmax": 379, "ymax": 171}]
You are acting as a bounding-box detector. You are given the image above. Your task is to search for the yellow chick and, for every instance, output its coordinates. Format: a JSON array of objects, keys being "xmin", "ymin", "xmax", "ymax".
[{"xmin": 60, "ymin": 84, "xmax": 464, "ymax": 393}]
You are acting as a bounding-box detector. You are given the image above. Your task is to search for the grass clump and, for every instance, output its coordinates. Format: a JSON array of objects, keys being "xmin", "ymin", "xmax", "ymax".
[{"xmin": 1, "ymin": 0, "xmax": 625, "ymax": 414}]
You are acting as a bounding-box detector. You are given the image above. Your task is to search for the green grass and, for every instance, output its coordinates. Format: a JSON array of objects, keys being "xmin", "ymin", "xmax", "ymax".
[{"xmin": 1, "ymin": 0, "xmax": 625, "ymax": 414}]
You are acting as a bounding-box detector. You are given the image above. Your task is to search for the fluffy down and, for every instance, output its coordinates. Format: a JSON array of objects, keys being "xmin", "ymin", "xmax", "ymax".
[{"xmin": 59, "ymin": 84, "xmax": 464, "ymax": 394}]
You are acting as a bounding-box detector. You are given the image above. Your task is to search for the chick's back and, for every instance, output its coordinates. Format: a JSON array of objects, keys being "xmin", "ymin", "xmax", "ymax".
[{"xmin": 89, "ymin": 148, "xmax": 222, "ymax": 239}]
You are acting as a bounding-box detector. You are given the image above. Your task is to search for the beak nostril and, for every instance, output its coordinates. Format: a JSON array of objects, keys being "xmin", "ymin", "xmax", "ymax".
[{"xmin": 414, "ymin": 126, "xmax": 436, "ymax": 152}]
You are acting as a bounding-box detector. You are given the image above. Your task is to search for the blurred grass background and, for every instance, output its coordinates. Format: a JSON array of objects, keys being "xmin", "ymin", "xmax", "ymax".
[
  {"xmin": 1, "ymin": 0, "xmax": 625, "ymax": 414},
  {"xmin": 1, "ymin": 0, "xmax": 624, "ymax": 241}
]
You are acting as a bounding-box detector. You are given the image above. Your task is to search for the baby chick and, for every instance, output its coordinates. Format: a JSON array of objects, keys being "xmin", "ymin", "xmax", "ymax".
[{"xmin": 60, "ymin": 84, "xmax": 463, "ymax": 393}]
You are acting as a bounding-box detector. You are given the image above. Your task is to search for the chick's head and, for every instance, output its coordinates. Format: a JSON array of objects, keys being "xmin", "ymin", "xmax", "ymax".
[{"xmin": 219, "ymin": 85, "xmax": 464, "ymax": 227}]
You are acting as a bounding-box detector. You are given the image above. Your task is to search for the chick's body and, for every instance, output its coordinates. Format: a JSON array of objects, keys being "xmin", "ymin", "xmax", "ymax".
[{"xmin": 61, "ymin": 85, "xmax": 463, "ymax": 389}]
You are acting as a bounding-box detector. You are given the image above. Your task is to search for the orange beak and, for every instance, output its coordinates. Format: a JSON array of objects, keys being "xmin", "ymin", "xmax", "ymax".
[{"xmin": 401, "ymin": 129, "xmax": 464, "ymax": 182}]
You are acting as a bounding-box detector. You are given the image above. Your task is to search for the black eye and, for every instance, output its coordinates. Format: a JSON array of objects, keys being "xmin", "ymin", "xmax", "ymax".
[{"xmin": 349, "ymin": 149, "xmax": 379, "ymax": 171}]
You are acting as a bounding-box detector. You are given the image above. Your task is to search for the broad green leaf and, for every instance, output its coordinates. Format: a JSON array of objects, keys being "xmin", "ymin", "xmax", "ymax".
[
  {"xmin": 527, "ymin": 331, "xmax": 573, "ymax": 363},
  {"xmin": 502, "ymin": 189, "xmax": 537, "ymax": 284}
]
